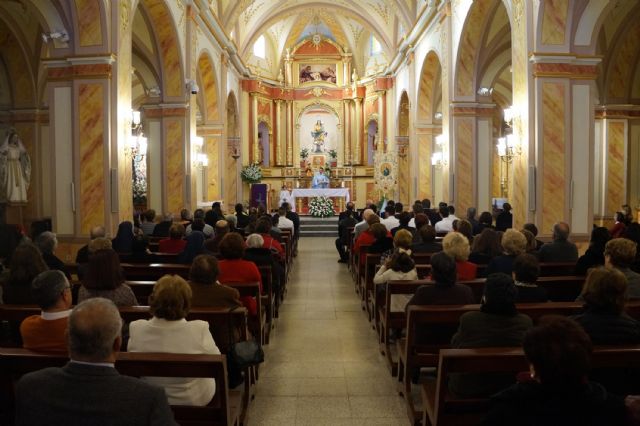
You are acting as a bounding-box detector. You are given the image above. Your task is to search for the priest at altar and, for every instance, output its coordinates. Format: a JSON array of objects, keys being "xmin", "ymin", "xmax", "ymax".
[{"xmin": 311, "ymin": 169, "xmax": 330, "ymax": 189}]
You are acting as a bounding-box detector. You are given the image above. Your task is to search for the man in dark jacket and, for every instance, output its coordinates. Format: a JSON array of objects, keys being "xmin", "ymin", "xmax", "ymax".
[
  {"xmin": 336, "ymin": 210, "xmax": 358, "ymax": 263},
  {"xmin": 538, "ymin": 222, "xmax": 578, "ymax": 263},
  {"xmin": 15, "ymin": 298, "xmax": 177, "ymax": 426}
]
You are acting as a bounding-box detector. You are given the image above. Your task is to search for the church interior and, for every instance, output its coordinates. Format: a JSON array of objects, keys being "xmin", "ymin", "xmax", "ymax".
[{"xmin": 2, "ymin": 0, "xmax": 640, "ymax": 425}]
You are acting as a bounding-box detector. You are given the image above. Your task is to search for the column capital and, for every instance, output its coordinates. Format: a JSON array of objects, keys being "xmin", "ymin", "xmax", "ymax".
[
  {"xmin": 529, "ymin": 54, "xmax": 601, "ymax": 79},
  {"xmin": 451, "ymin": 102, "xmax": 496, "ymax": 117},
  {"xmin": 142, "ymin": 104, "xmax": 189, "ymax": 118}
]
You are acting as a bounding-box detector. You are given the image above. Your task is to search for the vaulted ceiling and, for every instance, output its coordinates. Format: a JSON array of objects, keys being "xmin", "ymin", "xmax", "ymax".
[{"xmin": 211, "ymin": 0, "xmax": 429, "ymax": 79}]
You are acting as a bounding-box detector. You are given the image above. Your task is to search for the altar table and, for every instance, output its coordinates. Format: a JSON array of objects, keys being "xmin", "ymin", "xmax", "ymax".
[{"xmin": 290, "ymin": 188, "xmax": 350, "ymax": 212}]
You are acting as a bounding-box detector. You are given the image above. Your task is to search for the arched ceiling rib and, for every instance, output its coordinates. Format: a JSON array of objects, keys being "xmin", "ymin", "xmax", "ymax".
[{"xmin": 214, "ymin": 0, "xmax": 419, "ymax": 77}]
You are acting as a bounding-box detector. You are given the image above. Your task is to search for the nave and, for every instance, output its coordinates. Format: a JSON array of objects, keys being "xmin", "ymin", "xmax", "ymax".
[{"xmin": 248, "ymin": 237, "xmax": 410, "ymax": 425}]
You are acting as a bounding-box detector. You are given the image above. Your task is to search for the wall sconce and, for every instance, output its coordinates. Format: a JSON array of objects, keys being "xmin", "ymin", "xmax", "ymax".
[
  {"xmin": 496, "ymin": 134, "xmax": 521, "ymax": 163},
  {"xmin": 128, "ymin": 110, "xmax": 147, "ymax": 162},
  {"xmin": 431, "ymin": 134, "xmax": 448, "ymax": 168},
  {"xmin": 477, "ymin": 87, "xmax": 493, "ymax": 96},
  {"xmin": 42, "ymin": 30, "xmax": 69, "ymax": 44},
  {"xmin": 193, "ymin": 136, "xmax": 208, "ymax": 168},
  {"xmin": 503, "ymin": 105, "xmax": 517, "ymax": 125},
  {"xmin": 434, "ymin": 112, "xmax": 443, "ymax": 121}
]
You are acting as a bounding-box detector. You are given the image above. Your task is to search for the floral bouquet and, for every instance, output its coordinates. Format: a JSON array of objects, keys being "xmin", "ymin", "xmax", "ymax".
[
  {"xmin": 241, "ymin": 162, "xmax": 263, "ymax": 184},
  {"xmin": 309, "ymin": 196, "xmax": 334, "ymax": 217}
]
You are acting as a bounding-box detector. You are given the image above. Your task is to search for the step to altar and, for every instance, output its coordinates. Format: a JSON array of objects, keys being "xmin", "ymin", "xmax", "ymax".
[{"xmin": 299, "ymin": 215, "xmax": 339, "ymax": 237}]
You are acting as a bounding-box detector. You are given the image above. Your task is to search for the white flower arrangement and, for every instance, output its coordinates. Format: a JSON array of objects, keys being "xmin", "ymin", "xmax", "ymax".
[
  {"xmin": 240, "ymin": 162, "xmax": 263, "ymax": 184},
  {"xmin": 308, "ymin": 196, "xmax": 334, "ymax": 218}
]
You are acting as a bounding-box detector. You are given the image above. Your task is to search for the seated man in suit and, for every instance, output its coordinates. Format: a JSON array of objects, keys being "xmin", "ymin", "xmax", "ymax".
[
  {"xmin": 20, "ymin": 270, "xmax": 72, "ymax": 353},
  {"xmin": 15, "ymin": 298, "xmax": 177, "ymax": 426}
]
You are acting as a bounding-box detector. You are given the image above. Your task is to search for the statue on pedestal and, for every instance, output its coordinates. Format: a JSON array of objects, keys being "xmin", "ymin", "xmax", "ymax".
[
  {"xmin": 0, "ymin": 128, "xmax": 31, "ymax": 204},
  {"xmin": 310, "ymin": 120, "xmax": 327, "ymax": 153}
]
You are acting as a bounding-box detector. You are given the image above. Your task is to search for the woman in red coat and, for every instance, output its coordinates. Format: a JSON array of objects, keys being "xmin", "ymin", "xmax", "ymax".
[
  {"xmin": 158, "ymin": 223, "xmax": 187, "ymax": 254},
  {"xmin": 217, "ymin": 232, "xmax": 262, "ymax": 316}
]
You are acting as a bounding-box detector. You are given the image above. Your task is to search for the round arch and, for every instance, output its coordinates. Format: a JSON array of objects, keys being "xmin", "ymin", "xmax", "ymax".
[
  {"xmin": 196, "ymin": 51, "xmax": 220, "ymax": 123},
  {"xmin": 417, "ymin": 50, "xmax": 442, "ymax": 123},
  {"xmin": 138, "ymin": 0, "xmax": 185, "ymax": 99}
]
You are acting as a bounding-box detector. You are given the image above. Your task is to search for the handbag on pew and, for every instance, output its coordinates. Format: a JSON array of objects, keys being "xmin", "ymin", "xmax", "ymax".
[{"xmin": 227, "ymin": 307, "xmax": 265, "ymax": 371}]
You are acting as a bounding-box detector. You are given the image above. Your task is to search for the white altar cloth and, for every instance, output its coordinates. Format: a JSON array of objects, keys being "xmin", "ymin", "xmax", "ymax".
[{"xmin": 290, "ymin": 188, "xmax": 350, "ymax": 212}]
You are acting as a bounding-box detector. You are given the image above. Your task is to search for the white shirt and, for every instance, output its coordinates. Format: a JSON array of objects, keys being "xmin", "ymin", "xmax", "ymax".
[
  {"xmin": 373, "ymin": 265, "xmax": 418, "ymax": 285},
  {"xmin": 408, "ymin": 218, "xmax": 418, "ymax": 228},
  {"xmin": 277, "ymin": 215, "xmax": 295, "ymax": 235},
  {"xmin": 435, "ymin": 216, "xmax": 456, "ymax": 233},
  {"xmin": 380, "ymin": 215, "xmax": 400, "ymax": 232},
  {"xmin": 128, "ymin": 317, "xmax": 221, "ymax": 406},
  {"xmin": 41, "ymin": 310, "xmax": 71, "ymax": 320}
]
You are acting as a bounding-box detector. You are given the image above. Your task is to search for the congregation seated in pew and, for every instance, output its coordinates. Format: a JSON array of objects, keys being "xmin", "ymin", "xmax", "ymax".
[
  {"xmin": 484, "ymin": 316, "xmax": 639, "ymax": 425},
  {"xmin": 129, "ymin": 275, "xmax": 220, "ymax": 406},
  {"xmin": 449, "ymin": 273, "xmax": 533, "ymax": 398},
  {"xmin": 189, "ymin": 254, "xmax": 242, "ymax": 310},
  {"xmin": 469, "ymin": 228, "xmax": 503, "ymax": 264},
  {"xmin": 244, "ymin": 233, "xmax": 282, "ymax": 297},
  {"xmin": 158, "ymin": 223, "xmax": 187, "ymax": 254},
  {"xmin": 605, "ymin": 237, "xmax": 640, "ymax": 298},
  {"xmin": 572, "ymin": 267, "xmax": 640, "ymax": 345},
  {"xmin": 373, "ymin": 232, "xmax": 417, "ymax": 291},
  {"xmin": 217, "ymin": 233, "xmax": 262, "ymax": 316},
  {"xmin": 112, "ymin": 221, "xmax": 135, "ymax": 254},
  {"xmin": 486, "ymin": 228, "xmax": 528, "ymax": 276},
  {"xmin": 411, "ymin": 224, "xmax": 442, "ymax": 253},
  {"xmin": 204, "ymin": 219, "xmax": 230, "ymax": 254},
  {"xmin": 15, "ymin": 298, "xmax": 177, "ymax": 425},
  {"xmin": 20, "ymin": 270, "xmax": 71, "ymax": 353},
  {"xmin": 442, "ymin": 231, "xmax": 477, "ymax": 280},
  {"xmin": 513, "ymin": 253, "xmax": 549, "ymax": 303},
  {"xmin": 575, "ymin": 226, "xmax": 611, "ymax": 275},
  {"xmin": 178, "ymin": 231, "xmax": 206, "ymax": 264},
  {"xmin": 78, "ymin": 248, "xmax": 138, "ymax": 307}
]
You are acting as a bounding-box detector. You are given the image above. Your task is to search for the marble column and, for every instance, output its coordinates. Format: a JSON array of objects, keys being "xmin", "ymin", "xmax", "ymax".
[
  {"xmin": 530, "ymin": 56, "xmax": 599, "ymax": 237},
  {"xmin": 354, "ymin": 98, "xmax": 363, "ymax": 165},
  {"xmin": 275, "ymin": 99, "xmax": 283, "ymax": 166},
  {"xmin": 250, "ymin": 93, "xmax": 259, "ymax": 163}
]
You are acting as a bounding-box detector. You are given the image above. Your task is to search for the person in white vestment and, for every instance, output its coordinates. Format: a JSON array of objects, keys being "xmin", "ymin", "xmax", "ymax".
[
  {"xmin": 311, "ymin": 168, "xmax": 330, "ymax": 189},
  {"xmin": 0, "ymin": 129, "xmax": 31, "ymax": 203},
  {"xmin": 279, "ymin": 185, "xmax": 293, "ymax": 207}
]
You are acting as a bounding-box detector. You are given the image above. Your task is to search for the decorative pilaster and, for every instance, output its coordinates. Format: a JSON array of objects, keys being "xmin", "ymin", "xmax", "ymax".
[{"xmin": 354, "ymin": 97, "xmax": 362, "ymax": 165}]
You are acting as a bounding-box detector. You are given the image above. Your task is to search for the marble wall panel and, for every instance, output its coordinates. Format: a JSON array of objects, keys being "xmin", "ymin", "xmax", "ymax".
[
  {"xmin": 206, "ymin": 136, "xmax": 220, "ymax": 200},
  {"xmin": 74, "ymin": 0, "xmax": 103, "ymax": 46},
  {"xmin": 606, "ymin": 121, "xmax": 625, "ymax": 215},
  {"xmin": 165, "ymin": 119, "xmax": 184, "ymax": 214},
  {"xmin": 608, "ymin": 23, "xmax": 640, "ymax": 99},
  {"xmin": 198, "ymin": 55, "xmax": 219, "ymax": 122},
  {"xmin": 541, "ymin": 0, "xmax": 568, "ymax": 45},
  {"xmin": 225, "ymin": 158, "xmax": 238, "ymax": 207},
  {"xmin": 541, "ymin": 82, "xmax": 566, "ymax": 233},
  {"xmin": 455, "ymin": 118, "xmax": 474, "ymax": 212},
  {"xmin": 78, "ymin": 83, "xmax": 105, "ymax": 234},
  {"xmin": 417, "ymin": 133, "xmax": 432, "ymax": 199}
]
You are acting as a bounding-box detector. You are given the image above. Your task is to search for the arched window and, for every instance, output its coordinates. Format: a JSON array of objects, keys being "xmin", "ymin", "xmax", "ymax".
[
  {"xmin": 370, "ymin": 35, "xmax": 382, "ymax": 55},
  {"xmin": 253, "ymin": 35, "xmax": 266, "ymax": 59}
]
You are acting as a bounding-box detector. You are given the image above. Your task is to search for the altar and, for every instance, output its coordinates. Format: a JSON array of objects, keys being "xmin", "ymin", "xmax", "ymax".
[{"xmin": 290, "ymin": 188, "xmax": 350, "ymax": 213}]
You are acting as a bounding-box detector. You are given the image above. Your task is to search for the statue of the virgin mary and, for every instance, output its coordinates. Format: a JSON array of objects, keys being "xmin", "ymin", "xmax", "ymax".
[{"xmin": 0, "ymin": 128, "xmax": 31, "ymax": 203}]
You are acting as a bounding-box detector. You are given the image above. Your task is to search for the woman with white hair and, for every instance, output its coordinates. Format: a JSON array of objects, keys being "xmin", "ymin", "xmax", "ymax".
[
  {"xmin": 243, "ymin": 233, "xmax": 283, "ymax": 298},
  {"xmin": 35, "ymin": 231, "xmax": 70, "ymax": 279}
]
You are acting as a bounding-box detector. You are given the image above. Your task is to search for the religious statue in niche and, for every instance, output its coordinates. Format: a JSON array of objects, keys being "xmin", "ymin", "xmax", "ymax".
[
  {"xmin": 0, "ymin": 128, "xmax": 31, "ymax": 203},
  {"xmin": 311, "ymin": 120, "xmax": 328, "ymax": 153}
]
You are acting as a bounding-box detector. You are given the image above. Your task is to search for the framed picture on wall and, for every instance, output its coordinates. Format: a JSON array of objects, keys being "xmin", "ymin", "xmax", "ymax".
[{"xmin": 298, "ymin": 63, "xmax": 337, "ymax": 84}]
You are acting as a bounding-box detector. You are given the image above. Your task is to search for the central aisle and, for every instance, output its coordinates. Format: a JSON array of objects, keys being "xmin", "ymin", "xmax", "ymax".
[{"xmin": 247, "ymin": 237, "xmax": 411, "ymax": 425}]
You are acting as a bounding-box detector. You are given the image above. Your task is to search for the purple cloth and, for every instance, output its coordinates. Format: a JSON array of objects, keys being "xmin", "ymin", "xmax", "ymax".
[{"xmin": 250, "ymin": 184, "xmax": 268, "ymax": 208}]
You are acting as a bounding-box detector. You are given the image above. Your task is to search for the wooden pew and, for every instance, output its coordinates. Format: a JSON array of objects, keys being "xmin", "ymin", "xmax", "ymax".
[
  {"xmin": 0, "ymin": 348, "xmax": 240, "ymax": 426},
  {"xmin": 422, "ymin": 346, "xmax": 640, "ymax": 426},
  {"xmin": 122, "ymin": 263, "xmax": 191, "ymax": 280},
  {"xmin": 397, "ymin": 301, "xmax": 640, "ymax": 424},
  {"xmin": 0, "ymin": 304, "xmax": 253, "ymax": 424},
  {"xmin": 119, "ymin": 252, "xmax": 180, "ymax": 264},
  {"xmin": 363, "ymin": 253, "xmax": 382, "ymax": 317},
  {"xmin": 539, "ymin": 262, "xmax": 579, "ymax": 277}
]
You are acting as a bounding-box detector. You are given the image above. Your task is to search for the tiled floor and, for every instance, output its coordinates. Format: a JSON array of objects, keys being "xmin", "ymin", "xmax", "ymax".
[{"xmin": 247, "ymin": 237, "xmax": 411, "ymax": 426}]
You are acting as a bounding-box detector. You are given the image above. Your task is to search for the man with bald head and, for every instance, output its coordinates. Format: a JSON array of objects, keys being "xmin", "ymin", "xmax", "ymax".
[
  {"xmin": 15, "ymin": 298, "xmax": 177, "ymax": 425},
  {"xmin": 538, "ymin": 222, "xmax": 579, "ymax": 262},
  {"xmin": 75, "ymin": 225, "xmax": 106, "ymax": 264}
]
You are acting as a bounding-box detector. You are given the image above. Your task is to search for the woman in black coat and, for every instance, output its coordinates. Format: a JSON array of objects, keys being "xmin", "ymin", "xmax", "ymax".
[{"xmin": 575, "ymin": 227, "xmax": 610, "ymax": 275}]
